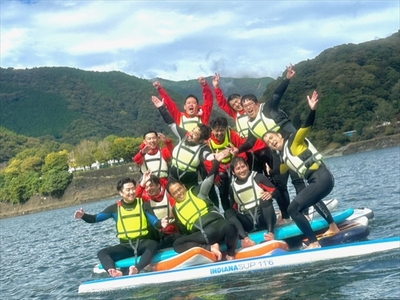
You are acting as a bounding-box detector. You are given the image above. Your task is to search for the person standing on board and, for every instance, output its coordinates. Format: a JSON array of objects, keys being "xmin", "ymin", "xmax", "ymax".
[
  {"xmin": 167, "ymin": 149, "xmax": 239, "ymax": 261},
  {"xmin": 262, "ymin": 91, "xmax": 340, "ymax": 249},
  {"xmin": 74, "ymin": 177, "xmax": 166, "ymax": 276},
  {"xmin": 229, "ymin": 64, "xmax": 306, "ymax": 225},
  {"xmin": 153, "ymin": 76, "xmax": 213, "ymax": 131}
]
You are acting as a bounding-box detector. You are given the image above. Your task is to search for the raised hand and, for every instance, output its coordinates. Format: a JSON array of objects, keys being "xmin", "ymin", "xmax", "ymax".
[
  {"xmin": 286, "ymin": 63, "xmax": 296, "ymax": 80},
  {"xmin": 157, "ymin": 132, "xmax": 167, "ymax": 142},
  {"xmin": 141, "ymin": 144, "xmax": 152, "ymax": 155},
  {"xmin": 212, "ymin": 73, "xmax": 220, "ymax": 88},
  {"xmin": 74, "ymin": 208, "xmax": 85, "ymax": 219},
  {"xmin": 198, "ymin": 76, "xmax": 206, "ymax": 86},
  {"xmin": 307, "ymin": 90, "xmax": 319, "ymax": 110},
  {"xmin": 153, "ymin": 81, "xmax": 161, "ymax": 89},
  {"xmin": 151, "ymin": 95, "xmax": 164, "ymax": 108}
]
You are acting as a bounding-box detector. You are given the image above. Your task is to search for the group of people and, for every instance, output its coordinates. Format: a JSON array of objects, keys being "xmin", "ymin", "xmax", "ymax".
[{"xmin": 74, "ymin": 64, "xmax": 340, "ymax": 277}]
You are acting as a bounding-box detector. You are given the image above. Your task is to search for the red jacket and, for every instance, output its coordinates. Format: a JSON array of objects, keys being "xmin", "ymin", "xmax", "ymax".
[
  {"xmin": 214, "ymin": 87, "xmax": 266, "ymax": 152},
  {"xmin": 157, "ymin": 83, "xmax": 213, "ymax": 126},
  {"xmin": 132, "ymin": 138, "xmax": 174, "ymax": 172}
]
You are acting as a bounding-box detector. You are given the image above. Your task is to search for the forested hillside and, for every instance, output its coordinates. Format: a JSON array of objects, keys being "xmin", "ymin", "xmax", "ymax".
[{"xmin": 263, "ymin": 31, "xmax": 400, "ymax": 148}]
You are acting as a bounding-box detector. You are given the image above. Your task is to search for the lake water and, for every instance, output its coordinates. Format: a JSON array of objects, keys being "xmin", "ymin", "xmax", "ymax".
[{"xmin": 1, "ymin": 147, "xmax": 399, "ymax": 300}]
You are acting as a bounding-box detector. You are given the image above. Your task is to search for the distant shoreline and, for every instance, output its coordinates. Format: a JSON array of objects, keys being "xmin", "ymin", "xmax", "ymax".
[{"xmin": 1, "ymin": 134, "xmax": 399, "ymax": 220}]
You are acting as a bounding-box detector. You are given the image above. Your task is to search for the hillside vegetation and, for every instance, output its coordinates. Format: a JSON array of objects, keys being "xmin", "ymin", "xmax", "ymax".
[{"xmin": 0, "ymin": 31, "xmax": 399, "ymax": 205}]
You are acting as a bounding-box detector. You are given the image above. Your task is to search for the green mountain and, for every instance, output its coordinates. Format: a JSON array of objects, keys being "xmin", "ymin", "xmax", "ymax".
[{"xmin": 0, "ymin": 31, "xmax": 399, "ymax": 153}]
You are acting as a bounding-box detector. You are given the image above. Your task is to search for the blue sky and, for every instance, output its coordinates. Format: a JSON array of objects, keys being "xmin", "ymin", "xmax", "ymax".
[{"xmin": 1, "ymin": 0, "xmax": 399, "ymax": 81}]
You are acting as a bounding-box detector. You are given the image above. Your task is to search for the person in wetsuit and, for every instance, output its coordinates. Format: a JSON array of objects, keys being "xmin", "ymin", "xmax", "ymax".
[
  {"xmin": 74, "ymin": 177, "xmax": 164, "ymax": 277},
  {"xmin": 262, "ymin": 91, "xmax": 340, "ymax": 249},
  {"xmin": 230, "ymin": 64, "xmax": 306, "ymax": 225},
  {"xmin": 167, "ymin": 149, "xmax": 239, "ymax": 261}
]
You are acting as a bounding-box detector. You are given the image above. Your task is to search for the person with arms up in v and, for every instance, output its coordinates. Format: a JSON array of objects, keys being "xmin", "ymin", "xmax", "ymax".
[
  {"xmin": 263, "ymin": 91, "xmax": 340, "ymax": 249},
  {"xmin": 153, "ymin": 76, "xmax": 213, "ymax": 131},
  {"xmin": 74, "ymin": 177, "xmax": 167, "ymax": 277},
  {"xmin": 167, "ymin": 149, "xmax": 239, "ymax": 261},
  {"xmin": 230, "ymin": 64, "xmax": 306, "ymax": 225}
]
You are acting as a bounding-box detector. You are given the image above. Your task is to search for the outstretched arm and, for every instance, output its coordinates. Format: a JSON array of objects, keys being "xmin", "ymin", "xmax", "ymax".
[
  {"xmin": 199, "ymin": 77, "xmax": 213, "ymax": 124},
  {"xmin": 153, "ymin": 81, "xmax": 182, "ymax": 124},
  {"xmin": 152, "ymin": 96, "xmax": 187, "ymax": 140},
  {"xmin": 266, "ymin": 64, "xmax": 294, "ymax": 113},
  {"xmin": 212, "ymin": 73, "xmax": 237, "ymax": 119}
]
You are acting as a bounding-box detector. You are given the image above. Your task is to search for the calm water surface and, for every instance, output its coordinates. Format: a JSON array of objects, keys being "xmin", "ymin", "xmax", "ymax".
[{"xmin": 1, "ymin": 147, "xmax": 399, "ymax": 300}]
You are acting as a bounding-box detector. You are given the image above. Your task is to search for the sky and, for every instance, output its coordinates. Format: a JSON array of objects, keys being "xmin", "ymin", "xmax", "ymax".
[{"xmin": 1, "ymin": 0, "xmax": 399, "ymax": 81}]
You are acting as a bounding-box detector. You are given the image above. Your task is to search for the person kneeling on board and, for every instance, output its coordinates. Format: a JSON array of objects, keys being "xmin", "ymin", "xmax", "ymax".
[
  {"xmin": 74, "ymin": 177, "xmax": 164, "ymax": 277},
  {"xmin": 262, "ymin": 91, "xmax": 340, "ymax": 249},
  {"xmin": 167, "ymin": 149, "xmax": 239, "ymax": 261},
  {"xmin": 224, "ymin": 156, "xmax": 279, "ymax": 246}
]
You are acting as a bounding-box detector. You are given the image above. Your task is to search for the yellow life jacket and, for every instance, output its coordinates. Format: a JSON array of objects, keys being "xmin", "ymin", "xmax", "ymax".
[
  {"xmin": 236, "ymin": 112, "xmax": 250, "ymax": 138},
  {"xmin": 172, "ymin": 138, "xmax": 206, "ymax": 173},
  {"xmin": 248, "ymin": 103, "xmax": 280, "ymax": 139},
  {"xmin": 140, "ymin": 150, "xmax": 169, "ymax": 178},
  {"xmin": 209, "ymin": 129, "xmax": 233, "ymax": 164},
  {"xmin": 231, "ymin": 171, "xmax": 263, "ymax": 213},
  {"xmin": 174, "ymin": 187, "xmax": 210, "ymax": 231},
  {"xmin": 282, "ymin": 137, "xmax": 323, "ymax": 177},
  {"xmin": 180, "ymin": 115, "xmax": 201, "ymax": 131},
  {"xmin": 116, "ymin": 199, "xmax": 148, "ymax": 240}
]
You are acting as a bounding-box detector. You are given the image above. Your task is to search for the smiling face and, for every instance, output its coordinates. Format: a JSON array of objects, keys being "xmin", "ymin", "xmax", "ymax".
[
  {"xmin": 212, "ymin": 125, "xmax": 226, "ymax": 143},
  {"xmin": 232, "ymin": 159, "xmax": 250, "ymax": 180},
  {"xmin": 242, "ymin": 99, "xmax": 260, "ymax": 120},
  {"xmin": 184, "ymin": 97, "xmax": 199, "ymax": 117},
  {"xmin": 228, "ymin": 97, "xmax": 243, "ymax": 112},
  {"xmin": 119, "ymin": 182, "xmax": 136, "ymax": 204},
  {"xmin": 143, "ymin": 132, "xmax": 158, "ymax": 149},
  {"xmin": 186, "ymin": 126, "xmax": 203, "ymax": 144},
  {"xmin": 144, "ymin": 180, "xmax": 161, "ymax": 197},
  {"xmin": 263, "ymin": 132, "xmax": 284, "ymax": 151},
  {"xmin": 168, "ymin": 182, "xmax": 186, "ymax": 202}
]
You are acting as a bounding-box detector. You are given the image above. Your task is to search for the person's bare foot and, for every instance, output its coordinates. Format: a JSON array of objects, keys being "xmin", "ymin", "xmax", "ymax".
[
  {"xmin": 210, "ymin": 243, "xmax": 222, "ymax": 261},
  {"xmin": 263, "ymin": 232, "xmax": 274, "ymax": 241},
  {"xmin": 276, "ymin": 218, "xmax": 291, "ymax": 226},
  {"xmin": 305, "ymin": 241, "xmax": 321, "ymax": 250},
  {"xmin": 225, "ymin": 254, "xmax": 235, "ymax": 261},
  {"xmin": 241, "ymin": 237, "xmax": 256, "ymax": 248},
  {"xmin": 129, "ymin": 266, "xmax": 138, "ymax": 275},
  {"xmin": 323, "ymin": 223, "xmax": 340, "ymax": 237},
  {"xmin": 108, "ymin": 268, "xmax": 123, "ymax": 277}
]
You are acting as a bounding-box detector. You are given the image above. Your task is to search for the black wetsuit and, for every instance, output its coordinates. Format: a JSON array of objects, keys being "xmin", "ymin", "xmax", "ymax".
[{"xmin": 81, "ymin": 200, "xmax": 160, "ymax": 274}]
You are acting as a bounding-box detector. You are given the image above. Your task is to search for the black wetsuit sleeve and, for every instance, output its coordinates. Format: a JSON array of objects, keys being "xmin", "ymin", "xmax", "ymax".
[
  {"xmin": 304, "ymin": 109, "xmax": 316, "ymax": 128},
  {"xmin": 266, "ymin": 78, "xmax": 290, "ymax": 113},
  {"xmin": 229, "ymin": 186, "xmax": 235, "ymax": 208},
  {"xmin": 81, "ymin": 213, "xmax": 96, "ymax": 223},
  {"xmin": 238, "ymin": 131, "xmax": 257, "ymax": 153},
  {"xmin": 157, "ymin": 105, "xmax": 187, "ymax": 139}
]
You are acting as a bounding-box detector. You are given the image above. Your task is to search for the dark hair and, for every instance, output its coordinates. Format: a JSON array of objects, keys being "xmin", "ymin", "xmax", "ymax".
[
  {"xmin": 143, "ymin": 130, "xmax": 158, "ymax": 139},
  {"xmin": 240, "ymin": 94, "xmax": 258, "ymax": 106},
  {"xmin": 229, "ymin": 156, "xmax": 248, "ymax": 172},
  {"xmin": 210, "ymin": 117, "xmax": 228, "ymax": 129},
  {"xmin": 197, "ymin": 123, "xmax": 212, "ymax": 140},
  {"xmin": 185, "ymin": 94, "xmax": 199, "ymax": 104},
  {"xmin": 227, "ymin": 94, "xmax": 241, "ymax": 104},
  {"xmin": 117, "ymin": 177, "xmax": 136, "ymax": 192},
  {"xmin": 166, "ymin": 178, "xmax": 183, "ymax": 193},
  {"xmin": 146, "ymin": 175, "xmax": 160, "ymax": 186}
]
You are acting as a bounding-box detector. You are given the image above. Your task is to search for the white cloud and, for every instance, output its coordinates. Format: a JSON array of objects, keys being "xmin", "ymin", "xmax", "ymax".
[{"xmin": 0, "ymin": 0, "xmax": 398, "ymax": 80}]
